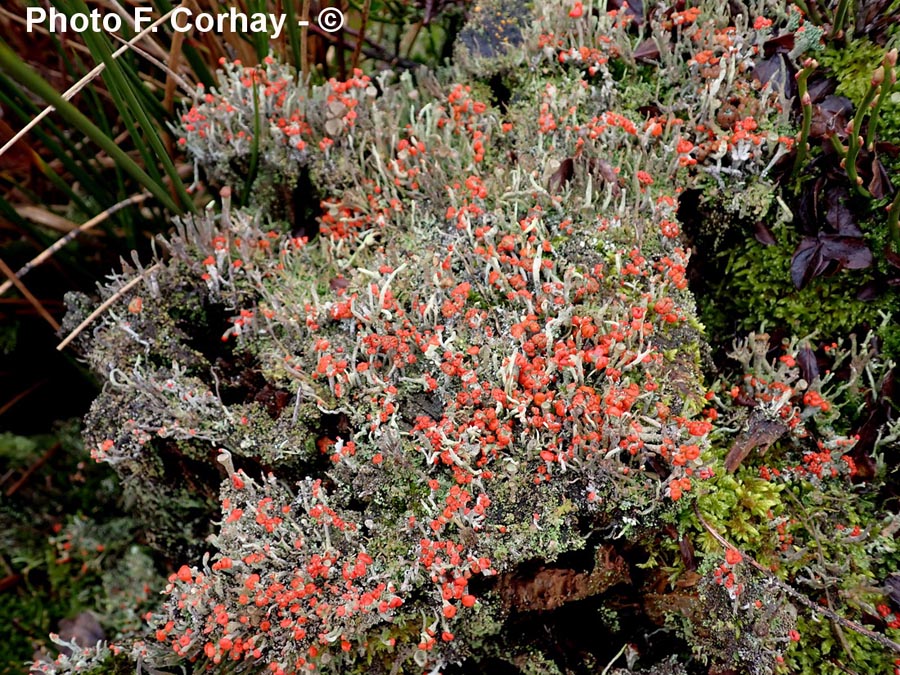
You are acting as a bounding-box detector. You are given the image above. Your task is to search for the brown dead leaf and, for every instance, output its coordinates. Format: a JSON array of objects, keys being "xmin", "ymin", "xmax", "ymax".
[{"xmin": 724, "ymin": 410, "xmax": 788, "ymax": 472}]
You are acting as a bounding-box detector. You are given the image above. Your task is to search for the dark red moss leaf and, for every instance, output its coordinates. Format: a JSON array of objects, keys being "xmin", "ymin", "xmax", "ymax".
[
  {"xmin": 855, "ymin": 0, "xmax": 900, "ymax": 44},
  {"xmin": 0, "ymin": 574, "xmax": 21, "ymax": 593},
  {"xmin": 883, "ymin": 366, "xmax": 897, "ymax": 403},
  {"xmin": 857, "ymin": 280, "xmax": 883, "ymax": 301},
  {"xmin": 754, "ymin": 53, "xmax": 797, "ymax": 102},
  {"xmin": 679, "ymin": 533, "xmax": 696, "ymax": 571},
  {"xmin": 587, "ymin": 158, "xmax": 620, "ymax": 192},
  {"xmin": 791, "ymin": 234, "xmax": 873, "ymax": 289},
  {"xmin": 887, "ymin": 573, "xmax": 900, "ymax": 610},
  {"xmin": 819, "ymin": 235, "xmax": 874, "ymax": 269},
  {"xmin": 849, "ymin": 387, "xmax": 893, "ymax": 483},
  {"xmin": 847, "ymin": 405, "xmax": 887, "ymax": 483},
  {"xmin": 752, "ymin": 220, "xmax": 777, "ymax": 246},
  {"xmin": 809, "ymin": 95, "xmax": 852, "ymax": 140},
  {"xmin": 825, "ymin": 185, "xmax": 860, "ymax": 236},
  {"xmin": 762, "ymin": 32, "xmax": 794, "ymax": 57},
  {"xmin": 633, "ymin": 39, "xmax": 661, "ymax": 62},
  {"xmin": 807, "ymin": 78, "xmax": 836, "ymax": 104},
  {"xmin": 791, "ymin": 237, "xmax": 823, "ymax": 289},
  {"xmin": 625, "ymin": 0, "xmax": 644, "ymax": 24},
  {"xmin": 644, "ymin": 453, "xmax": 671, "ymax": 480},
  {"xmin": 875, "ymin": 140, "xmax": 900, "ymax": 157},
  {"xmin": 848, "ymin": 410, "xmax": 881, "ymax": 482},
  {"xmin": 56, "ymin": 612, "xmax": 105, "ymax": 655},
  {"xmin": 866, "ymin": 153, "xmax": 893, "ymax": 199},
  {"xmin": 884, "ymin": 244, "xmax": 900, "ymax": 286},
  {"xmin": 885, "ymin": 247, "xmax": 900, "ymax": 269},
  {"xmin": 607, "ymin": 0, "xmax": 645, "ymax": 25},
  {"xmin": 846, "ymin": 363, "xmax": 895, "ymax": 483},
  {"xmin": 549, "ymin": 157, "xmax": 575, "ymax": 193},
  {"xmin": 796, "ymin": 176, "xmax": 826, "ymax": 236},
  {"xmin": 253, "ymin": 383, "xmax": 291, "ymax": 419},
  {"xmin": 797, "ymin": 346, "xmax": 819, "ymax": 384},
  {"xmin": 329, "ymin": 275, "xmax": 349, "ymax": 292},
  {"xmin": 733, "ymin": 392, "xmax": 759, "ymax": 408}
]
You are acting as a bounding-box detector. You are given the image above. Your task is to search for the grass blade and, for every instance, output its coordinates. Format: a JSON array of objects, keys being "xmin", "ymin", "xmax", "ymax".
[{"xmin": 0, "ymin": 39, "xmax": 182, "ymax": 214}]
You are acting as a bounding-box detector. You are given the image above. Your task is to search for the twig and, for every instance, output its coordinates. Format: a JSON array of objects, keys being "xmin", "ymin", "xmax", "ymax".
[
  {"xmin": 13, "ymin": 206, "xmax": 80, "ymax": 233},
  {"xmin": 57, "ymin": 262, "xmax": 162, "ymax": 351},
  {"xmin": 600, "ymin": 643, "xmax": 629, "ymax": 675},
  {"xmin": 98, "ymin": 0, "xmax": 171, "ymax": 62},
  {"xmin": 4, "ymin": 442, "xmax": 60, "ymax": 497},
  {"xmin": 310, "ymin": 24, "xmax": 420, "ymax": 70},
  {"xmin": 403, "ymin": 21, "xmax": 424, "ymax": 60},
  {"xmin": 109, "ymin": 33, "xmax": 194, "ymax": 94},
  {"xmin": 694, "ymin": 503, "xmax": 900, "ymax": 654},
  {"xmin": 782, "ymin": 488, "xmax": 851, "ymax": 657},
  {"xmin": 161, "ymin": 26, "xmax": 187, "ymax": 162},
  {"xmin": 0, "ymin": 257, "xmax": 59, "ymax": 331},
  {"xmin": 0, "ymin": 299, "xmax": 63, "ymax": 306},
  {"xmin": 0, "ymin": 379, "xmax": 47, "ymax": 417},
  {"xmin": 351, "ymin": 0, "xmax": 372, "ymax": 71},
  {"xmin": 0, "ymin": 193, "xmax": 151, "ymax": 297}
]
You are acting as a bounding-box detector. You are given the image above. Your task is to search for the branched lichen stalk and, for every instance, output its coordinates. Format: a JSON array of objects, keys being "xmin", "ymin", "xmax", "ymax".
[
  {"xmin": 244, "ymin": 78, "xmax": 262, "ymax": 203},
  {"xmin": 866, "ymin": 49, "xmax": 898, "ymax": 152},
  {"xmin": 888, "ymin": 188, "xmax": 900, "ymax": 254},
  {"xmin": 791, "ymin": 60, "xmax": 817, "ymax": 182},
  {"xmin": 841, "ymin": 66, "xmax": 883, "ymax": 198}
]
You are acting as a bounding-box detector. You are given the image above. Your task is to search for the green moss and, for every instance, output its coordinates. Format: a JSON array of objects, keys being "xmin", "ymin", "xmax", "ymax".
[
  {"xmin": 693, "ymin": 468, "xmax": 786, "ymax": 562},
  {"xmin": 698, "ymin": 223, "xmax": 899, "ymax": 356},
  {"xmin": 781, "ymin": 613, "xmax": 900, "ymax": 675},
  {"xmin": 80, "ymin": 652, "xmax": 135, "ymax": 675},
  {"xmin": 820, "ymin": 40, "xmax": 894, "ymax": 108},
  {"xmin": 818, "ymin": 34, "xmax": 900, "ymax": 143}
]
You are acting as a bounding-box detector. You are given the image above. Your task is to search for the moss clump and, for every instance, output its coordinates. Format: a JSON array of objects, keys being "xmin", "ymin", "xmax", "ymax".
[
  {"xmin": 697, "ymin": 222, "xmax": 899, "ymax": 356},
  {"xmin": 819, "ymin": 35, "xmax": 900, "ymax": 143},
  {"xmin": 783, "ymin": 612, "xmax": 900, "ymax": 675}
]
